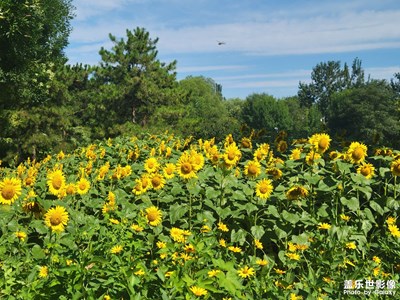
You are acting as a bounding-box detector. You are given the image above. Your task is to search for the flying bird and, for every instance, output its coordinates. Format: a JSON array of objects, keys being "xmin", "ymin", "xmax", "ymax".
[{"xmin": 217, "ymin": 41, "xmax": 226, "ymax": 45}]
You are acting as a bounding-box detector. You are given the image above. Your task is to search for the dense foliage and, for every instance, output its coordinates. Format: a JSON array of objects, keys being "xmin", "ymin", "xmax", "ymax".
[{"xmin": 1, "ymin": 132, "xmax": 400, "ymax": 299}]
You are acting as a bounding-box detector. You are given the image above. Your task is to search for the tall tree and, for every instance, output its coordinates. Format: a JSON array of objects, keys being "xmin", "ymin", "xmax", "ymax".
[
  {"xmin": 298, "ymin": 58, "xmax": 365, "ymax": 119},
  {"xmin": 0, "ymin": 0, "xmax": 75, "ymax": 164},
  {"xmin": 95, "ymin": 27, "xmax": 179, "ymax": 130}
]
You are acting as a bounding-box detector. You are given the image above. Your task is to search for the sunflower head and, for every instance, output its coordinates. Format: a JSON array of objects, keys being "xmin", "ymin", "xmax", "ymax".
[
  {"xmin": 47, "ymin": 170, "xmax": 66, "ymax": 196},
  {"xmin": 44, "ymin": 206, "xmax": 69, "ymax": 233},
  {"xmin": 255, "ymin": 179, "xmax": 274, "ymax": 200},
  {"xmin": 145, "ymin": 206, "xmax": 162, "ymax": 226},
  {"xmin": 357, "ymin": 163, "xmax": 375, "ymax": 179},
  {"xmin": 391, "ymin": 159, "xmax": 400, "ymax": 176},
  {"xmin": 286, "ymin": 186, "xmax": 309, "ymax": 200},
  {"xmin": 0, "ymin": 177, "xmax": 22, "ymax": 205},
  {"xmin": 76, "ymin": 177, "xmax": 90, "ymax": 195},
  {"xmin": 244, "ymin": 160, "xmax": 261, "ymax": 178},
  {"xmin": 347, "ymin": 142, "xmax": 368, "ymax": 164}
]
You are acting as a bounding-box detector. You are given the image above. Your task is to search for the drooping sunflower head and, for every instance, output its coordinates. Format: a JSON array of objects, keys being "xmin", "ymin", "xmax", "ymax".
[
  {"xmin": 47, "ymin": 169, "xmax": 66, "ymax": 196},
  {"xmin": 391, "ymin": 159, "xmax": 400, "ymax": 176},
  {"xmin": 241, "ymin": 137, "xmax": 252, "ymax": 149},
  {"xmin": 266, "ymin": 167, "xmax": 283, "ymax": 180},
  {"xmin": 255, "ymin": 178, "xmax": 274, "ymax": 200},
  {"xmin": 44, "ymin": 206, "xmax": 69, "ymax": 233},
  {"xmin": 357, "ymin": 163, "xmax": 375, "ymax": 179},
  {"xmin": 244, "ymin": 160, "xmax": 261, "ymax": 178},
  {"xmin": 347, "ymin": 142, "xmax": 368, "ymax": 164},
  {"xmin": 145, "ymin": 206, "xmax": 162, "ymax": 226},
  {"xmin": 277, "ymin": 140, "xmax": 288, "ymax": 153},
  {"xmin": 0, "ymin": 177, "xmax": 22, "ymax": 205},
  {"xmin": 286, "ymin": 186, "xmax": 309, "ymax": 200}
]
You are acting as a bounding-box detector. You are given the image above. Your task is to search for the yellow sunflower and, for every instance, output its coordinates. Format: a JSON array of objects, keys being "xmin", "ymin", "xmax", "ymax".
[
  {"xmin": 391, "ymin": 159, "xmax": 400, "ymax": 176},
  {"xmin": 253, "ymin": 143, "xmax": 269, "ymax": 161},
  {"xmin": 65, "ymin": 183, "xmax": 77, "ymax": 195},
  {"xmin": 144, "ymin": 157, "xmax": 160, "ymax": 173},
  {"xmin": 305, "ymin": 150, "xmax": 321, "ymax": 166},
  {"xmin": 76, "ymin": 177, "xmax": 91, "ymax": 195},
  {"xmin": 286, "ymin": 186, "xmax": 309, "ymax": 200},
  {"xmin": 277, "ymin": 140, "xmax": 288, "ymax": 153},
  {"xmin": 255, "ymin": 179, "xmax": 273, "ymax": 200},
  {"xmin": 237, "ymin": 266, "xmax": 255, "ymax": 278},
  {"xmin": 163, "ymin": 163, "xmax": 176, "ymax": 179},
  {"xmin": 244, "ymin": 160, "xmax": 261, "ymax": 178},
  {"xmin": 150, "ymin": 173, "xmax": 166, "ymax": 190},
  {"xmin": 357, "ymin": 163, "xmax": 375, "ymax": 179},
  {"xmin": 110, "ymin": 245, "xmax": 123, "ymax": 254},
  {"xmin": 347, "ymin": 142, "xmax": 368, "ymax": 164},
  {"xmin": 189, "ymin": 286, "xmax": 208, "ymax": 297},
  {"xmin": 176, "ymin": 152, "xmax": 197, "ymax": 179},
  {"xmin": 44, "ymin": 206, "xmax": 69, "ymax": 233},
  {"xmin": 223, "ymin": 142, "xmax": 242, "ymax": 167},
  {"xmin": 191, "ymin": 150, "xmax": 205, "ymax": 171},
  {"xmin": 241, "ymin": 137, "xmax": 252, "ymax": 149},
  {"xmin": 0, "ymin": 177, "xmax": 22, "ymax": 205},
  {"xmin": 145, "ymin": 206, "xmax": 162, "ymax": 226},
  {"xmin": 289, "ymin": 148, "xmax": 302, "ymax": 160},
  {"xmin": 309, "ymin": 133, "xmax": 331, "ymax": 153},
  {"xmin": 47, "ymin": 169, "xmax": 66, "ymax": 196},
  {"xmin": 38, "ymin": 266, "xmax": 48, "ymax": 278}
]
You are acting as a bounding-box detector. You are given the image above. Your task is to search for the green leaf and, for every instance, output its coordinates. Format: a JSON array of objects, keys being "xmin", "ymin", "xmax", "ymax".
[
  {"xmin": 281, "ymin": 210, "xmax": 300, "ymax": 224},
  {"xmin": 274, "ymin": 225, "xmax": 287, "ymax": 239},
  {"xmin": 31, "ymin": 245, "xmax": 46, "ymax": 259},
  {"xmin": 369, "ymin": 201, "xmax": 384, "ymax": 215},
  {"xmin": 340, "ymin": 197, "xmax": 359, "ymax": 211},
  {"xmin": 205, "ymin": 187, "xmax": 220, "ymax": 199},
  {"xmin": 169, "ymin": 203, "xmax": 188, "ymax": 223},
  {"xmin": 317, "ymin": 204, "xmax": 329, "ymax": 218},
  {"xmin": 231, "ymin": 229, "xmax": 247, "ymax": 245},
  {"xmin": 251, "ymin": 225, "xmax": 265, "ymax": 240}
]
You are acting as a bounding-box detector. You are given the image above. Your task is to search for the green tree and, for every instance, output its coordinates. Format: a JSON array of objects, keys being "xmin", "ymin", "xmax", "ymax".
[
  {"xmin": 298, "ymin": 58, "xmax": 365, "ymax": 118},
  {"xmin": 282, "ymin": 96, "xmax": 323, "ymax": 137},
  {"xmin": 165, "ymin": 76, "xmax": 238, "ymax": 140},
  {"xmin": 327, "ymin": 80, "xmax": 400, "ymax": 147},
  {"xmin": 241, "ymin": 93, "xmax": 292, "ymax": 133},
  {"xmin": 0, "ymin": 0, "xmax": 75, "ymax": 164},
  {"xmin": 95, "ymin": 27, "xmax": 179, "ymax": 131}
]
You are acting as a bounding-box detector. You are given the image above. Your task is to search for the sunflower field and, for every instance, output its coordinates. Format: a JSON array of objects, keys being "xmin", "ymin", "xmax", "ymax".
[{"xmin": 0, "ymin": 132, "xmax": 400, "ymax": 299}]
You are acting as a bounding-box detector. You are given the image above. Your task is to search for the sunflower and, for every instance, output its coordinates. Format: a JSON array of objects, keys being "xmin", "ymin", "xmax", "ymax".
[
  {"xmin": 266, "ymin": 167, "xmax": 283, "ymax": 180},
  {"xmin": 286, "ymin": 186, "xmax": 309, "ymax": 200},
  {"xmin": 76, "ymin": 177, "xmax": 90, "ymax": 195},
  {"xmin": 208, "ymin": 269, "xmax": 221, "ymax": 277},
  {"xmin": 132, "ymin": 175, "xmax": 152, "ymax": 195},
  {"xmin": 391, "ymin": 159, "xmax": 400, "ymax": 176},
  {"xmin": 237, "ymin": 266, "xmax": 255, "ymax": 278},
  {"xmin": 0, "ymin": 177, "xmax": 22, "ymax": 205},
  {"xmin": 189, "ymin": 286, "xmax": 208, "ymax": 297},
  {"xmin": 144, "ymin": 157, "xmax": 160, "ymax": 173},
  {"xmin": 163, "ymin": 163, "xmax": 176, "ymax": 179},
  {"xmin": 223, "ymin": 142, "xmax": 242, "ymax": 167},
  {"xmin": 357, "ymin": 163, "xmax": 375, "ymax": 179},
  {"xmin": 347, "ymin": 142, "xmax": 368, "ymax": 164},
  {"xmin": 15, "ymin": 231, "xmax": 27, "ymax": 241},
  {"xmin": 317, "ymin": 223, "xmax": 331, "ymax": 230},
  {"xmin": 150, "ymin": 173, "xmax": 166, "ymax": 190},
  {"xmin": 176, "ymin": 152, "xmax": 197, "ymax": 179},
  {"xmin": 65, "ymin": 183, "xmax": 76, "ymax": 195},
  {"xmin": 255, "ymin": 179, "xmax": 273, "ymax": 200},
  {"xmin": 289, "ymin": 148, "xmax": 302, "ymax": 160},
  {"xmin": 309, "ymin": 133, "xmax": 331, "ymax": 153},
  {"xmin": 241, "ymin": 137, "xmax": 252, "ymax": 149},
  {"xmin": 47, "ymin": 170, "xmax": 66, "ymax": 196},
  {"xmin": 44, "ymin": 206, "xmax": 69, "ymax": 233},
  {"xmin": 38, "ymin": 266, "xmax": 48, "ymax": 278},
  {"xmin": 253, "ymin": 143, "xmax": 269, "ymax": 161},
  {"xmin": 110, "ymin": 245, "xmax": 123, "ymax": 254},
  {"xmin": 244, "ymin": 160, "xmax": 261, "ymax": 178},
  {"xmin": 191, "ymin": 150, "xmax": 205, "ymax": 171},
  {"xmin": 145, "ymin": 206, "xmax": 162, "ymax": 226},
  {"xmin": 277, "ymin": 140, "xmax": 288, "ymax": 153},
  {"xmin": 305, "ymin": 150, "xmax": 321, "ymax": 166}
]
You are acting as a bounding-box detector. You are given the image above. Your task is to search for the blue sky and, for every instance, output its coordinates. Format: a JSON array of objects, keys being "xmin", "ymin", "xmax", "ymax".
[{"xmin": 65, "ymin": 0, "xmax": 400, "ymax": 99}]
